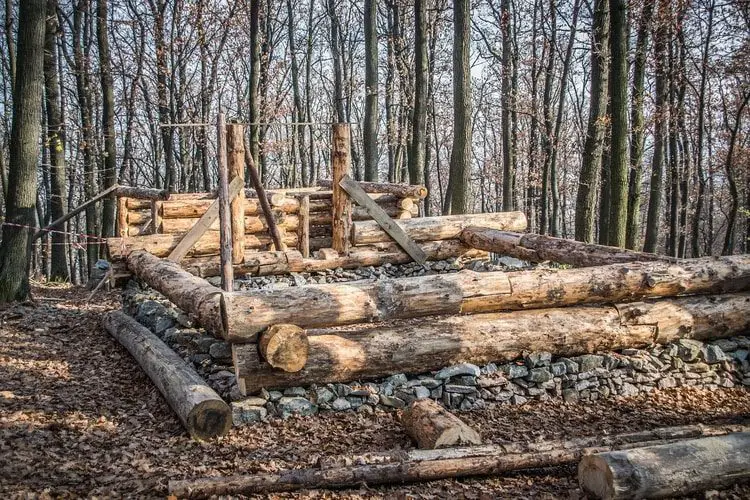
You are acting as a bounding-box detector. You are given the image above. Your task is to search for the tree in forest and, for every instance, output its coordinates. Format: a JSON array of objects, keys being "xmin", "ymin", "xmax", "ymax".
[
  {"xmin": 606, "ymin": 0, "xmax": 629, "ymax": 247},
  {"xmin": 98, "ymin": 0, "xmax": 116, "ymax": 238},
  {"xmin": 447, "ymin": 0, "xmax": 473, "ymax": 214},
  {"xmin": 409, "ymin": 0, "xmax": 427, "ymax": 187},
  {"xmin": 500, "ymin": 0, "xmax": 514, "ymax": 211},
  {"xmin": 363, "ymin": 0, "xmax": 378, "ymax": 182},
  {"xmin": 0, "ymin": 0, "xmax": 45, "ymax": 302},
  {"xmin": 575, "ymin": 0, "xmax": 609, "ymax": 243}
]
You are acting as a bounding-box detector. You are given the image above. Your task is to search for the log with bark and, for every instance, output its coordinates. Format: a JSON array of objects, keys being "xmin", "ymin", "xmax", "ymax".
[
  {"xmin": 402, "ymin": 399, "xmax": 481, "ymax": 449},
  {"xmin": 460, "ymin": 228, "xmax": 675, "ymax": 267},
  {"xmin": 158, "ymin": 214, "xmax": 299, "ymax": 235},
  {"xmin": 167, "ymin": 423, "xmax": 750, "ymax": 497},
  {"xmin": 102, "ymin": 311, "xmax": 231, "ymax": 440},
  {"xmin": 218, "ymin": 255, "xmax": 750, "ymax": 340},
  {"xmin": 233, "ymin": 293, "xmax": 750, "ymax": 393},
  {"xmin": 318, "ymin": 179, "xmax": 428, "ymax": 199},
  {"xmin": 578, "ymin": 432, "xmax": 750, "ymax": 499},
  {"xmin": 114, "ymin": 185, "xmax": 170, "ymax": 201},
  {"xmin": 352, "ymin": 213, "xmax": 527, "ymax": 245}
]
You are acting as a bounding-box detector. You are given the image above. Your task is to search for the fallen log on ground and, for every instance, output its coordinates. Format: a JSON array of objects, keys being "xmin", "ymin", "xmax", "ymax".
[
  {"xmin": 219, "ymin": 255, "xmax": 750, "ymax": 340},
  {"xmin": 168, "ymin": 423, "xmax": 749, "ymax": 497},
  {"xmin": 318, "ymin": 179, "xmax": 428, "ymax": 199},
  {"xmin": 353, "ymin": 213, "xmax": 527, "ymax": 245},
  {"xmin": 233, "ymin": 293, "xmax": 750, "ymax": 393},
  {"xmin": 460, "ymin": 228, "xmax": 674, "ymax": 267},
  {"xmin": 578, "ymin": 432, "xmax": 750, "ymax": 499},
  {"xmin": 126, "ymin": 250, "xmax": 224, "ymax": 336},
  {"xmin": 401, "ymin": 399, "xmax": 481, "ymax": 449},
  {"xmin": 102, "ymin": 311, "xmax": 231, "ymax": 440}
]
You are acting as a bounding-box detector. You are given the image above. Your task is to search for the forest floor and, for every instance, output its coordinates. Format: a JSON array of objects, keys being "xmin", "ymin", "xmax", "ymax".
[{"xmin": 1, "ymin": 283, "xmax": 750, "ymax": 499}]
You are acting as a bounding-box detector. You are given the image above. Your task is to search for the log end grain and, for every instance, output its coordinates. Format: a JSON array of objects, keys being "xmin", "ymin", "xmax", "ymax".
[
  {"xmin": 402, "ymin": 399, "xmax": 482, "ymax": 449},
  {"xmin": 188, "ymin": 397, "xmax": 233, "ymax": 441},
  {"xmin": 259, "ymin": 324, "xmax": 309, "ymax": 373},
  {"xmin": 578, "ymin": 454, "xmax": 617, "ymax": 499}
]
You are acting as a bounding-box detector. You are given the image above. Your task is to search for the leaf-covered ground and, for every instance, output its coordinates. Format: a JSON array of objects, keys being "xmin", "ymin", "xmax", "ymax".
[{"xmin": 1, "ymin": 284, "xmax": 749, "ymax": 498}]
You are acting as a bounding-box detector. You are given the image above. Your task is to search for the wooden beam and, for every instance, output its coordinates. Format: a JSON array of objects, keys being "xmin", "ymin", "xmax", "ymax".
[
  {"xmin": 166, "ymin": 176, "xmax": 243, "ymax": 263},
  {"xmin": 217, "ymin": 112, "xmax": 233, "ymax": 291},
  {"xmin": 297, "ymin": 195, "xmax": 310, "ymax": 258},
  {"xmin": 227, "ymin": 124, "xmax": 246, "ymax": 264},
  {"xmin": 340, "ymin": 174, "xmax": 427, "ymax": 264},
  {"xmin": 318, "ymin": 179, "xmax": 428, "ymax": 199},
  {"xmin": 331, "ymin": 124, "xmax": 352, "ymax": 254},
  {"xmin": 114, "ymin": 186, "xmax": 170, "ymax": 200}
]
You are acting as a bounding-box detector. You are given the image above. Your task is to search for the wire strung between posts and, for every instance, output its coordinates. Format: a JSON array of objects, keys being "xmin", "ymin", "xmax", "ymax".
[
  {"xmin": 158, "ymin": 121, "xmax": 359, "ymax": 127},
  {"xmin": 0, "ymin": 222, "xmax": 107, "ymax": 243}
]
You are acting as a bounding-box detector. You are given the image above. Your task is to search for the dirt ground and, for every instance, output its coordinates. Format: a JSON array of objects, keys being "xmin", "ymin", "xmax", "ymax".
[{"xmin": 1, "ymin": 283, "xmax": 749, "ymax": 499}]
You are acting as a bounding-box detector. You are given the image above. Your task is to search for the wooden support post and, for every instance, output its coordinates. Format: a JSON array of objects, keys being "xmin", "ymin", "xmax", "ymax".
[
  {"xmin": 102, "ymin": 311, "xmax": 231, "ymax": 440},
  {"xmin": 331, "ymin": 124, "xmax": 352, "ymax": 254},
  {"xmin": 217, "ymin": 112, "xmax": 233, "ymax": 292},
  {"xmin": 578, "ymin": 433, "xmax": 750, "ymax": 499},
  {"xmin": 298, "ymin": 195, "xmax": 310, "ymax": 258},
  {"xmin": 151, "ymin": 200, "xmax": 163, "ymax": 233},
  {"xmin": 402, "ymin": 399, "xmax": 481, "ymax": 449},
  {"xmin": 117, "ymin": 197, "xmax": 129, "ymax": 237},
  {"xmin": 226, "ymin": 123, "xmax": 246, "ymax": 264}
]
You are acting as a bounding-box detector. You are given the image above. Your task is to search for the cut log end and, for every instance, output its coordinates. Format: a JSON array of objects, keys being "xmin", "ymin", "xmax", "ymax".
[
  {"xmin": 259, "ymin": 324, "xmax": 309, "ymax": 373},
  {"xmin": 578, "ymin": 455, "xmax": 617, "ymax": 499},
  {"xmin": 402, "ymin": 399, "xmax": 482, "ymax": 449},
  {"xmin": 188, "ymin": 398, "xmax": 233, "ymax": 441}
]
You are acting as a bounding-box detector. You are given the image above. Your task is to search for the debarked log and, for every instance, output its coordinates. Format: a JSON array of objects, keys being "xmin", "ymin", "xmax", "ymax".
[
  {"xmin": 219, "ymin": 255, "xmax": 750, "ymax": 341},
  {"xmin": 402, "ymin": 399, "xmax": 482, "ymax": 449},
  {"xmin": 318, "ymin": 179, "xmax": 428, "ymax": 199},
  {"xmin": 578, "ymin": 433, "xmax": 750, "ymax": 499},
  {"xmin": 167, "ymin": 423, "xmax": 750, "ymax": 497},
  {"xmin": 352, "ymin": 212, "xmax": 527, "ymax": 245},
  {"xmin": 233, "ymin": 293, "xmax": 750, "ymax": 393},
  {"xmin": 101, "ymin": 311, "xmax": 231, "ymax": 440},
  {"xmin": 460, "ymin": 228, "xmax": 674, "ymax": 267}
]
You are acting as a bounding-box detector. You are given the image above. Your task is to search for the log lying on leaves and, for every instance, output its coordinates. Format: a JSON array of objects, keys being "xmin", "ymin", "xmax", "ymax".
[
  {"xmin": 219, "ymin": 255, "xmax": 750, "ymax": 340},
  {"xmin": 102, "ymin": 311, "xmax": 231, "ymax": 440},
  {"xmin": 353, "ymin": 212, "xmax": 527, "ymax": 245},
  {"xmin": 318, "ymin": 179, "xmax": 428, "ymax": 199},
  {"xmin": 578, "ymin": 433, "xmax": 750, "ymax": 499},
  {"xmin": 126, "ymin": 250, "xmax": 224, "ymax": 337},
  {"xmin": 168, "ymin": 423, "xmax": 749, "ymax": 497},
  {"xmin": 402, "ymin": 399, "xmax": 481, "ymax": 449},
  {"xmin": 233, "ymin": 293, "xmax": 750, "ymax": 393},
  {"xmin": 460, "ymin": 228, "xmax": 674, "ymax": 267}
]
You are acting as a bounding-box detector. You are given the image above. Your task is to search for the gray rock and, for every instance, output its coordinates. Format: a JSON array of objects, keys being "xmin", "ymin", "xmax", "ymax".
[
  {"xmin": 703, "ymin": 345, "xmax": 728, "ymax": 364},
  {"xmin": 603, "ymin": 354, "xmax": 619, "ymax": 370},
  {"xmin": 731, "ymin": 349, "xmax": 749, "ymax": 362},
  {"xmin": 688, "ymin": 362, "xmax": 711, "ymax": 373},
  {"xmin": 511, "ymin": 394, "xmax": 528, "ymax": 405},
  {"xmin": 550, "ymin": 362, "xmax": 567, "ymax": 376},
  {"xmin": 357, "ymin": 404, "xmax": 374, "ymax": 415},
  {"xmin": 524, "ymin": 352, "xmax": 552, "ymax": 368},
  {"xmin": 379, "ymin": 395, "xmax": 406, "ymax": 408},
  {"xmin": 414, "ymin": 386, "xmax": 431, "ymax": 400},
  {"xmin": 268, "ymin": 390, "xmax": 284, "ymax": 402},
  {"xmin": 711, "ymin": 339, "xmax": 739, "ymax": 352},
  {"xmin": 481, "ymin": 363, "xmax": 499, "ymax": 375},
  {"xmin": 619, "ymin": 382, "xmax": 639, "ymax": 397},
  {"xmin": 232, "ymin": 401, "xmax": 267, "ymax": 425},
  {"xmin": 277, "ymin": 397, "xmax": 317, "ymax": 418},
  {"xmin": 527, "ymin": 367, "xmax": 552, "ymax": 383},
  {"xmin": 504, "ymin": 364, "xmax": 529, "ymax": 379},
  {"xmin": 331, "ymin": 397, "xmax": 352, "ymax": 411},
  {"xmin": 493, "ymin": 389, "xmax": 513, "ymax": 401},
  {"xmin": 418, "ymin": 378, "xmax": 441, "ymax": 389},
  {"xmin": 209, "ymin": 342, "xmax": 232, "ymax": 359},
  {"xmin": 283, "ymin": 387, "xmax": 307, "ymax": 397},
  {"xmin": 333, "ymin": 384, "xmax": 352, "ymax": 397},
  {"xmin": 194, "ymin": 336, "xmax": 216, "ymax": 354},
  {"xmin": 346, "ymin": 396, "xmax": 365, "ymax": 408},
  {"xmin": 577, "ymin": 354, "xmax": 604, "ymax": 372},
  {"xmin": 430, "ymin": 386, "xmax": 443, "ymax": 399},
  {"xmin": 154, "ymin": 316, "xmax": 176, "ymax": 336},
  {"xmin": 677, "ymin": 339, "xmax": 703, "ymax": 362},
  {"xmin": 562, "ymin": 388, "xmax": 579, "ymax": 404},
  {"xmin": 559, "ymin": 358, "xmax": 579, "ymax": 374},
  {"xmin": 658, "ymin": 377, "xmax": 678, "ymax": 389},
  {"xmin": 435, "ymin": 363, "xmax": 481, "ymax": 380},
  {"xmin": 450, "ymin": 375, "xmax": 477, "ymax": 386},
  {"xmin": 314, "ymin": 387, "xmax": 335, "ymax": 404},
  {"xmin": 386, "ymin": 373, "xmax": 408, "ymax": 387},
  {"xmin": 444, "ymin": 384, "xmax": 478, "ymax": 394}
]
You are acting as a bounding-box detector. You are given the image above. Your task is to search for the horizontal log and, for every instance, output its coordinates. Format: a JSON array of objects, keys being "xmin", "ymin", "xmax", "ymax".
[
  {"xmin": 402, "ymin": 399, "xmax": 481, "ymax": 449},
  {"xmin": 219, "ymin": 255, "xmax": 750, "ymax": 340},
  {"xmin": 102, "ymin": 311, "xmax": 230, "ymax": 440},
  {"xmin": 182, "ymin": 250, "xmax": 301, "ymax": 278},
  {"xmin": 161, "ymin": 198, "xmax": 299, "ymax": 218},
  {"xmin": 115, "ymin": 186, "xmax": 170, "ymax": 201},
  {"xmin": 158, "ymin": 215, "xmax": 300, "ymax": 235},
  {"xmin": 318, "ymin": 179, "xmax": 428, "ymax": 199},
  {"xmin": 578, "ymin": 433, "xmax": 750, "ymax": 499},
  {"xmin": 353, "ymin": 212, "xmax": 527, "ymax": 245},
  {"xmin": 309, "ymin": 205, "xmax": 416, "ymax": 225},
  {"xmin": 168, "ymin": 423, "xmax": 750, "ymax": 497},
  {"xmin": 461, "ymin": 228, "xmax": 674, "ymax": 267},
  {"xmin": 108, "ymin": 232, "xmax": 298, "ymax": 259},
  {"xmin": 233, "ymin": 293, "xmax": 750, "ymax": 392}
]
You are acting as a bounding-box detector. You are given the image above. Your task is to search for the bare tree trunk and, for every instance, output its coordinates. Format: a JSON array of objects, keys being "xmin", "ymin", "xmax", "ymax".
[
  {"xmin": 0, "ymin": 0, "xmax": 45, "ymax": 303},
  {"xmin": 409, "ymin": 0, "xmax": 427, "ymax": 188},
  {"xmin": 328, "ymin": 0, "xmax": 345, "ymax": 124},
  {"xmin": 721, "ymin": 90, "xmax": 750, "ymax": 255},
  {"xmin": 500, "ymin": 0, "xmax": 514, "ymax": 211},
  {"xmin": 249, "ymin": 0, "xmax": 261, "ymax": 178},
  {"xmin": 363, "ymin": 0, "xmax": 378, "ymax": 182},
  {"xmin": 540, "ymin": 0, "xmax": 556, "ymax": 234},
  {"xmin": 448, "ymin": 0, "xmax": 472, "ymax": 214},
  {"xmin": 97, "ymin": 0, "xmax": 116, "ymax": 238}
]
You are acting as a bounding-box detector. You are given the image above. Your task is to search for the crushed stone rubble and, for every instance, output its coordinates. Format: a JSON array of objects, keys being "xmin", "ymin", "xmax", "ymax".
[{"xmin": 122, "ymin": 258, "xmax": 750, "ymax": 426}]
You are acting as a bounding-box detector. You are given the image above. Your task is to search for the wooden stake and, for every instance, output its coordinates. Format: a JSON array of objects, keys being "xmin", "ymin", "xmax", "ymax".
[
  {"xmin": 226, "ymin": 123, "xmax": 246, "ymax": 264},
  {"xmin": 117, "ymin": 197, "xmax": 129, "ymax": 237},
  {"xmin": 331, "ymin": 124, "xmax": 352, "ymax": 254},
  {"xmin": 298, "ymin": 195, "xmax": 310, "ymax": 258},
  {"xmin": 217, "ymin": 112, "xmax": 233, "ymax": 292}
]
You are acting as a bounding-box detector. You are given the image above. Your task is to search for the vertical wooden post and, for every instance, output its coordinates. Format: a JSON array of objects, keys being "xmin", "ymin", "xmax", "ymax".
[
  {"xmin": 117, "ymin": 197, "xmax": 129, "ymax": 237},
  {"xmin": 151, "ymin": 200, "xmax": 163, "ymax": 233},
  {"xmin": 226, "ymin": 123, "xmax": 246, "ymax": 264},
  {"xmin": 298, "ymin": 194, "xmax": 310, "ymax": 258},
  {"xmin": 331, "ymin": 123, "xmax": 352, "ymax": 254},
  {"xmin": 217, "ymin": 112, "xmax": 233, "ymax": 292}
]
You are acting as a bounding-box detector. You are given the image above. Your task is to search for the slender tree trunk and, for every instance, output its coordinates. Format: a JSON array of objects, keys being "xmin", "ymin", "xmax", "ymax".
[
  {"xmin": 97, "ymin": 0, "xmax": 116, "ymax": 238},
  {"xmin": 0, "ymin": 0, "xmax": 45, "ymax": 303},
  {"xmin": 540, "ymin": 0, "xmax": 556, "ymax": 234},
  {"xmin": 644, "ymin": 0, "xmax": 669, "ymax": 253},
  {"xmin": 448, "ymin": 0, "xmax": 472, "ymax": 214},
  {"xmin": 409, "ymin": 0, "xmax": 427, "ymax": 188},
  {"xmin": 4, "ymin": 0, "xmax": 15, "ymax": 90},
  {"xmin": 721, "ymin": 91, "xmax": 750, "ymax": 255},
  {"xmin": 575, "ymin": 0, "xmax": 609, "ymax": 243},
  {"xmin": 597, "ymin": 101, "xmax": 612, "ymax": 245},
  {"xmin": 44, "ymin": 0, "xmax": 68, "ymax": 281},
  {"xmin": 606, "ymin": 0, "xmax": 629, "ymax": 247},
  {"xmin": 249, "ymin": 0, "xmax": 261, "ymax": 178},
  {"xmin": 625, "ymin": 0, "xmax": 654, "ymax": 249},
  {"xmin": 500, "ymin": 0, "xmax": 514, "ymax": 211},
  {"xmin": 363, "ymin": 0, "xmax": 378, "ymax": 182},
  {"xmin": 328, "ymin": 0, "xmax": 345, "ymax": 124}
]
